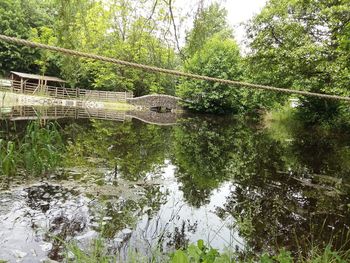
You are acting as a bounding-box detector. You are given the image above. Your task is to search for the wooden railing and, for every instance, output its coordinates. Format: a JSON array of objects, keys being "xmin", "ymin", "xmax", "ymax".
[
  {"xmin": 0, "ymin": 106, "xmax": 126, "ymax": 122},
  {"xmin": 0, "ymin": 79, "xmax": 133, "ymax": 102},
  {"xmin": 0, "ymin": 106, "xmax": 179, "ymax": 125}
]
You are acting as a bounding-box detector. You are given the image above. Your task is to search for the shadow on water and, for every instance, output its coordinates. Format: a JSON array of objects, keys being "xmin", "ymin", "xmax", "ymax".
[{"xmin": 1, "ymin": 105, "xmax": 350, "ymax": 261}]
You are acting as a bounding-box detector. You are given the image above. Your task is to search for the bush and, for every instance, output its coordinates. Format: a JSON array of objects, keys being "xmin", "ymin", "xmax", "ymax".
[{"xmin": 177, "ymin": 34, "xmax": 243, "ymax": 114}]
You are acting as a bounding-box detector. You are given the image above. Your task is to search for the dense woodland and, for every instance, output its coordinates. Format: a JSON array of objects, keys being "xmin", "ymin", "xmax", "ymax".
[{"xmin": 0, "ymin": 0, "xmax": 349, "ymax": 122}]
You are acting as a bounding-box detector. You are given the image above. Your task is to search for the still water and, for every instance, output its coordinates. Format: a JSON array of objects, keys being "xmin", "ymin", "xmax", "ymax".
[{"xmin": 1, "ymin": 106, "xmax": 350, "ymax": 262}]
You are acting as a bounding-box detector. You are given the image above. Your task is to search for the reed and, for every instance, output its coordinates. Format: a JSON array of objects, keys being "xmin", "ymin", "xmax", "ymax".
[{"xmin": 0, "ymin": 120, "xmax": 63, "ymax": 177}]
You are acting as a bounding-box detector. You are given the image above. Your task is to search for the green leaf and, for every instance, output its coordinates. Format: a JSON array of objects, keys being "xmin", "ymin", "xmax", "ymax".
[
  {"xmin": 260, "ymin": 253, "xmax": 274, "ymax": 263},
  {"xmin": 197, "ymin": 239, "xmax": 205, "ymax": 251},
  {"xmin": 187, "ymin": 244, "xmax": 201, "ymax": 261},
  {"xmin": 172, "ymin": 250, "xmax": 189, "ymax": 263}
]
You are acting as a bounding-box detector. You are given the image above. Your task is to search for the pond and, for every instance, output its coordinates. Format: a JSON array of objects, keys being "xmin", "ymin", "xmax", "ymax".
[{"xmin": 1, "ymin": 105, "xmax": 350, "ymax": 262}]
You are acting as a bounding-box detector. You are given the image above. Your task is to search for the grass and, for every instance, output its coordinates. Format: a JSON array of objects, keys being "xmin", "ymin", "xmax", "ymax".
[
  {"xmin": 61, "ymin": 236, "xmax": 350, "ymax": 263},
  {"xmin": 65, "ymin": 239, "xmax": 116, "ymax": 263},
  {"xmin": 20, "ymin": 121, "xmax": 63, "ymax": 176},
  {"xmin": 0, "ymin": 120, "xmax": 64, "ymax": 177},
  {"xmin": 0, "ymin": 139, "xmax": 16, "ymax": 177}
]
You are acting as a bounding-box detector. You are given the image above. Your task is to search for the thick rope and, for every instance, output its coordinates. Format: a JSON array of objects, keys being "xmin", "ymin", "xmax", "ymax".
[{"xmin": 0, "ymin": 34, "xmax": 349, "ymax": 101}]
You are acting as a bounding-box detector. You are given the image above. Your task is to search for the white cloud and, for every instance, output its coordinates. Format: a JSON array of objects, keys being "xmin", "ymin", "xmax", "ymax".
[{"xmin": 223, "ymin": 0, "xmax": 267, "ymax": 45}]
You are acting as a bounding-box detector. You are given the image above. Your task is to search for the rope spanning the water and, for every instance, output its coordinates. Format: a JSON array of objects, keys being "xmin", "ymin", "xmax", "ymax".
[{"xmin": 0, "ymin": 34, "xmax": 349, "ymax": 101}]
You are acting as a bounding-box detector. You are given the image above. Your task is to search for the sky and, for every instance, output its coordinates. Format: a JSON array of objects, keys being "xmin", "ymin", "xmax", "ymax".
[{"xmin": 223, "ymin": 0, "xmax": 267, "ymax": 45}]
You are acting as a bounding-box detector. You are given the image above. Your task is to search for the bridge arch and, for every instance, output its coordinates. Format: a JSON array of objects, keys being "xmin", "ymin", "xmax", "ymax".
[{"xmin": 127, "ymin": 94, "xmax": 182, "ymax": 112}]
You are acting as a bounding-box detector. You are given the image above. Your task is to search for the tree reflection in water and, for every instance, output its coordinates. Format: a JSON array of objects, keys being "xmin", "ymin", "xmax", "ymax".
[
  {"xmin": 214, "ymin": 120, "xmax": 350, "ymax": 258},
  {"xmin": 1, "ymin": 115, "xmax": 350, "ymax": 261}
]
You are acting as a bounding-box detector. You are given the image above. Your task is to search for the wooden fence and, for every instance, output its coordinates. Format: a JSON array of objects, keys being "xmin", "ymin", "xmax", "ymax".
[
  {"xmin": 0, "ymin": 105, "xmax": 126, "ymax": 122},
  {"xmin": 0, "ymin": 105, "xmax": 178, "ymax": 125},
  {"xmin": 0, "ymin": 79, "xmax": 133, "ymax": 102}
]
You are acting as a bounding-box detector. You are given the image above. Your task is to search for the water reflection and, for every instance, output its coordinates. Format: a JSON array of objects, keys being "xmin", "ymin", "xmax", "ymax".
[
  {"xmin": 216, "ymin": 122, "xmax": 350, "ymax": 257},
  {"xmin": 0, "ymin": 105, "xmax": 180, "ymax": 126},
  {"xmin": 172, "ymin": 117, "xmax": 239, "ymax": 207},
  {"xmin": 1, "ymin": 109, "xmax": 350, "ymax": 261}
]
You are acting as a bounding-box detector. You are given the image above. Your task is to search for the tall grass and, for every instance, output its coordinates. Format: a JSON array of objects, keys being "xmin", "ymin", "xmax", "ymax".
[
  {"xmin": 20, "ymin": 121, "xmax": 63, "ymax": 176},
  {"xmin": 65, "ymin": 239, "xmax": 116, "ymax": 263},
  {"xmin": 0, "ymin": 120, "xmax": 63, "ymax": 177},
  {"xmin": 0, "ymin": 139, "xmax": 17, "ymax": 176},
  {"xmin": 62, "ymin": 237, "xmax": 350, "ymax": 263}
]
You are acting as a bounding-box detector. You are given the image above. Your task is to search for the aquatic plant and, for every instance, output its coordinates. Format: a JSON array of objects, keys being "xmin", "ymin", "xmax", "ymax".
[
  {"xmin": 0, "ymin": 120, "xmax": 63, "ymax": 177},
  {"xmin": 65, "ymin": 238, "xmax": 116, "ymax": 263},
  {"xmin": 0, "ymin": 139, "xmax": 17, "ymax": 176},
  {"xmin": 63, "ymin": 238, "xmax": 350, "ymax": 263},
  {"xmin": 20, "ymin": 121, "xmax": 63, "ymax": 176}
]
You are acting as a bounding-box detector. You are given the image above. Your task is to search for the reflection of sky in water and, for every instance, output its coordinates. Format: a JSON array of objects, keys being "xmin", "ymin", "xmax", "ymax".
[
  {"xmin": 0, "ymin": 160, "xmax": 242, "ymax": 262},
  {"xmin": 128, "ymin": 161, "xmax": 242, "ymax": 259},
  {"xmin": 0, "ymin": 186, "xmax": 91, "ymax": 262}
]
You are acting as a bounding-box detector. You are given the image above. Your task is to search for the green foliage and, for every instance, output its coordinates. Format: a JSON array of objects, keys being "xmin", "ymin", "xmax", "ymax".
[
  {"xmin": 305, "ymin": 245, "xmax": 350, "ymax": 263},
  {"xmin": 0, "ymin": 139, "xmax": 17, "ymax": 177},
  {"xmin": 20, "ymin": 121, "xmax": 63, "ymax": 176},
  {"xmin": 65, "ymin": 238, "xmax": 116, "ymax": 263},
  {"xmin": 63, "ymin": 237, "xmax": 350, "ymax": 262},
  {"xmin": 171, "ymin": 240, "xmax": 222, "ymax": 263},
  {"xmin": 177, "ymin": 35, "xmax": 243, "ymax": 113},
  {"xmin": 0, "ymin": 121, "xmax": 63, "ymax": 177},
  {"xmin": 184, "ymin": 3, "xmax": 232, "ymax": 58},
  {"xmin": 63, "ymin": 120, "xmax": 171, "ymax": 181},
  {"xmin": 0, "ymin": 0, "xmax": 43, "ymax": 75},
  {"xmin": 0, "ymin": 0, "xmax": 178, "ymax": 95},
  {"xmin": 246, "ymin": 0, "xmax": 350, "ymax": 121},
  {"xmin": 52, "ymin": 0, "xmax": 178, "ymax": 94},
  {"xmin": 171, "ymin": 243, "xmax": 350, "ymax": 263},
  {"xmin": 176, "ymin": 2, "xmax": 246, "ymax": 114},
  {"xmin": 172, "ymin": 117, "xmax": 238, "ymax": 207},
  {"xmin": 30, "ymin": 26, "xmax": 61, "ymax": 75}
]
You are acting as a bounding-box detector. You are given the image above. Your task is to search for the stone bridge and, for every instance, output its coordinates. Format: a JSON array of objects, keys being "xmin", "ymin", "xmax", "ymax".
[{"xmin": 127, "ymin": 94, "xmax": 182, "ymax": 111}]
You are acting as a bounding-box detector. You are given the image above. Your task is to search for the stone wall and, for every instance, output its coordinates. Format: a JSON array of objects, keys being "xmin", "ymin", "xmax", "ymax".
[
  {"xmin": 126, "ymin": 110, "xmax": 178, "ymax": 125},
  {"xmin": 126, "ymin": 94, "xmax": 182, "ymax": 111}
]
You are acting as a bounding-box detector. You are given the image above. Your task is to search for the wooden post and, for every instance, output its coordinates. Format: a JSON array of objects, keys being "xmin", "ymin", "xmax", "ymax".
[
  {"xmin": 20, "ymin": 78, "xmax": 23, "ymax": 93},
  {"xmin": 10, "ymin": 74, "xmax": 14, "ymax": 92},
  {"xmin": 44, "ymin": 80, "xmax": 48, "ymax": 95}
]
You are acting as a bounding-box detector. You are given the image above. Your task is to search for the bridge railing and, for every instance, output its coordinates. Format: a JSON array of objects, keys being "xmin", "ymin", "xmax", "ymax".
[
  {"xmin": 0, "ymin": 105, "xmax": 127, "ymax": 121},
  {"xmin": 0, "ymin": 79, "xmax": 133, "ymax": 102}
]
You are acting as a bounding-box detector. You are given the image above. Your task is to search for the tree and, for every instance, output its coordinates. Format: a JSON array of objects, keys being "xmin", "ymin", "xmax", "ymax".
[
  {"xmin": 177, "ymin": 35, "xmax": 243, "ymax": 113},
  {"xmin": 246, "ymin": 0, "xmax": 350, "ymax": 122},
  {"xmin": 51, "ymin": 0, "xmax": 178, "ymax": 94},
  {"xmin": 52, "ymin": 0, "xmax": 93, "ymax": 87},
  {"xmin": 0, "ymin": 0, "xmax": 43, "ymax": 76},
  {"xmin": 184, "ymin": 2, "xmax": 232, "ymax": 58}
]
